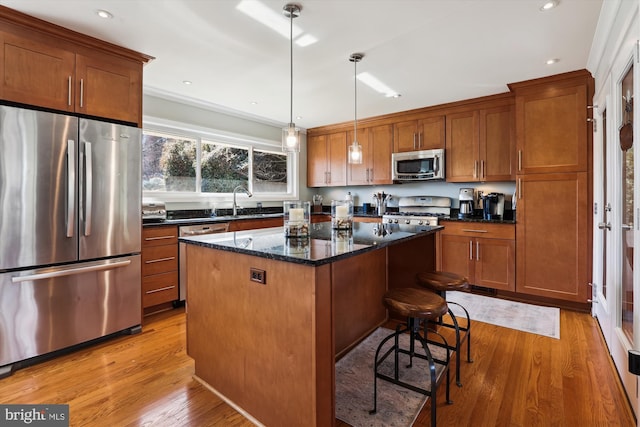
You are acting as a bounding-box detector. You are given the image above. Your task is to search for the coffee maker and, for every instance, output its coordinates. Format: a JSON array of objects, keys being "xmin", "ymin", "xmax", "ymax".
[
  {"xmin": 458, "ymin": 188, "xmax": 475, "ymax": 219},
  {"xmin": 482, "ymin": 192, "xmax": 505, "ymax": 220}
]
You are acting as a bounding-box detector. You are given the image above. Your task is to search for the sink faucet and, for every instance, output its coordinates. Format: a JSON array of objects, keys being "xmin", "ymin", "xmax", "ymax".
[{"xmin": 232, "ymin": 185, "xmax": 253, "ymax": 216}]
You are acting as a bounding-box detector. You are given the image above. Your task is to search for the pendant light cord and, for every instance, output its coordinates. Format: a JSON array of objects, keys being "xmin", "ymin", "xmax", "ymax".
[
  {"xmin": 354, "ymin": 58, "xmax": 357, "ymax": 141},
  {"xmin": 289, "ymin": 9, "xmax": 294, "ymax": 126}
]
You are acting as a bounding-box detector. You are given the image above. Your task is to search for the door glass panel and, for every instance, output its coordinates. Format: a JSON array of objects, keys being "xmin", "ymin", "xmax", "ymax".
[
  {"xmin": 621, "ymin": 64, "xmax": 634, "ymax": 343},
  {"xmin": 602, "ymin": 109, "xmax": 608, "ymax": 301}
]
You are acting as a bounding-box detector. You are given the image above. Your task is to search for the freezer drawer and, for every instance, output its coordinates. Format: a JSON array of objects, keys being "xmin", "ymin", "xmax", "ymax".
[{"xmin": 0, "ymin": 255, "xmax": 141, "ymax": 368}]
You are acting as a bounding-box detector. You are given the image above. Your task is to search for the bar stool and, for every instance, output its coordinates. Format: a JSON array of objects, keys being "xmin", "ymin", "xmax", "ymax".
[
  {"xmin": 416, "ymin": 271, "xmax": 473, "ymax": 387},
  {"xmin": 370, "ymin": 287, "xmax": 452, "ymax": 427}
]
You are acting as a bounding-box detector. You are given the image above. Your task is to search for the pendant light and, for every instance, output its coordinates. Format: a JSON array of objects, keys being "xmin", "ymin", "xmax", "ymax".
[
  {"xmin": 348, "ymin": 53, "xmax": 364, "ymax": 164},
  {"xmin": 282, "ymin": 3, "xmax": 301, "ymax": 152}
]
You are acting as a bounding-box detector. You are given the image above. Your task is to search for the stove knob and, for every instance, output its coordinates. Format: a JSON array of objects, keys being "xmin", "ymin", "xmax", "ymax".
[
  {"xmin": 417, "ymin": 220, "xmax": 424, "ymax": 225},
  {"xmin": 393, "ymin": 219, "xmax": 398, "ymax": 224},
  {"xmin": 404, "ymin": 219, "xmax": 411, "ymax": 225}
]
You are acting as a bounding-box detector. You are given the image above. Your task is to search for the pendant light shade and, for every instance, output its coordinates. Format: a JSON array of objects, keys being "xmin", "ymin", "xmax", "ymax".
[
  {"xmin": 348, "ymin": 53, "xmax": 364, "ymax": 164},
  {"xmin": 282, "ymin": 3, "xmax": 301, "ymax": 153}
]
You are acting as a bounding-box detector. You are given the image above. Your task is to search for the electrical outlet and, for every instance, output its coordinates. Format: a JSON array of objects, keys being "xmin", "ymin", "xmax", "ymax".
[{"xmin": 250, "ymin": 268, "xmax": 266, "ymax": 284}]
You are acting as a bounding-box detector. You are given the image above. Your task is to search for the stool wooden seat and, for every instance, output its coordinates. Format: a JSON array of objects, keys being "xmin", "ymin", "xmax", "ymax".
[
  {"xmin": 383, "ymin": 287, "xmax": 449, "ymax": 319},
  {"xmin": 416, "ymin": 271, "xmax": 473, "ymax": 387},
  {"xmin": 371, "ymin": 287, "xmax": 452, "ymax": 427},
  {"xmin": 416, "ymin": 271, "xmax": 469, "ymax": 295}
]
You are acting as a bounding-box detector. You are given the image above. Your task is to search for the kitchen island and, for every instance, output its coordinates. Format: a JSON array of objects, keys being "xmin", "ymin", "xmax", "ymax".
[{"xmin": 180, "ymin": 221, "xmax": 441, "ymax": 426}]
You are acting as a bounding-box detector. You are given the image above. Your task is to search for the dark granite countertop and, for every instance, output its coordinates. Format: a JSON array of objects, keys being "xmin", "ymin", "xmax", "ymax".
[
  {"xmin": 144, "ymin": 211, "xmax": 381, "ymax": 227},
  {"xmin": 441, "ymin": 216, "xmax": 516, "ymax": 225},
  {"xmin": 180, "ymin": 221, "xmax": 441, "ymax": 266}
]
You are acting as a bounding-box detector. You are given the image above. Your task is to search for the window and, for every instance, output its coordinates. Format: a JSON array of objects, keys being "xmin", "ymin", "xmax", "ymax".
[{"xmin": 142, "ymin": 127, "xmax": 294, "ymax": 199}]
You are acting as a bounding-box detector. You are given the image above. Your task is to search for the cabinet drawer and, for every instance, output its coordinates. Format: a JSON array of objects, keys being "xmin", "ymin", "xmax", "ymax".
[
  {"xmin": 142, "ymin": 245, "xmax": 178, "ymax": 276},
  {"xmin": 142, "ymin": 226, "xmax": 178, "ymax": 247},
  {"xmin": 142, "ymin": 271, "xmax": 178, "ymax": 307},
  {"xmin": 440, "ymin": 221, "xmax": 515, "ymax": 239}
]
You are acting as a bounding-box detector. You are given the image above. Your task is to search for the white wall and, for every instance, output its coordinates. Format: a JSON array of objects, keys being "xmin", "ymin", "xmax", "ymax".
[
  {"xmin": 313, "ymin": 181, "xmax": 516, "ymax": 211},
  {"xmin": 143, "ymin": 92, "xmax": 312, "ymax": 209}
]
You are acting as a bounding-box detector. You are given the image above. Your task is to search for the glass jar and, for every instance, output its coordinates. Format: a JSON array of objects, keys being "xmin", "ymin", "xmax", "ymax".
[
  {"xmin": 331, "ymin": 199, "xmax": 353, "ymax": 229},
  {"xmin": 283, "ymin": 201, "xmax": 310, "ymax": 237}
]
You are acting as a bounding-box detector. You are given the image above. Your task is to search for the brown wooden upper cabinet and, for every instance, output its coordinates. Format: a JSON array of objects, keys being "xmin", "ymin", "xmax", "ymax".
[
  {"xmin": 445, "ymin": 104, "xmax": 513, "ymax": 182},
  {"xmin": 0, "ymin": 32, "xmax": 143, "ymax": 126},
  {"xmin": 307, "ymin": 132, "xmax": 347, "ymax": 187},
  {"xmin": 348, "ymin": 124, "xmax": 393, "ymax": 185},
  {"xmin": 511, "ymin": 74, "xmax": 590, "ymax": 174},
  {"xmin": 393, "ymin": 115, "xmax": 445, "ymax": 152},
  {"xmin": 0, "ymin": 7, "xmax": 151, "ymax": 127}
]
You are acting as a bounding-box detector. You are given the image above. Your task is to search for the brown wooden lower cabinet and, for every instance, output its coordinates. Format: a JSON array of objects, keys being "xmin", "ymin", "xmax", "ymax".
[
  {"xmin": 141, "ymin": 225, "xmax": 179, "ymax": 310},
  {"xmin": 439, "ymin": 221, "xmax": 515, "ymax": 291}
]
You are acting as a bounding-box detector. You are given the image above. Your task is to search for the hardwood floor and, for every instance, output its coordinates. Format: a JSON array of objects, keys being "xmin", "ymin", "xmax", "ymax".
[{"xmin": 0, "ymin": 306, "xmax": 634, "ymax": 426}]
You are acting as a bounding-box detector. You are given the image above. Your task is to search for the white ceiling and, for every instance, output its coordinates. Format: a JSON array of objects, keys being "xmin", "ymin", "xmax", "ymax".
[{"xmin": 1, "ymin": 0, "xmax": 603, "ymax": 129}]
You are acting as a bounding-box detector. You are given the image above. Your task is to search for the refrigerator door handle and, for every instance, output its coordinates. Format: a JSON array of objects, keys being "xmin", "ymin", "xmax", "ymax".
[
  {"xmin": 84, "ymin": 142, "xmax": 93, "ymax": 236},
  {"xmin": 11, "ymin": 259, "xmax": 132, "ymax": 283},
  {"xmin": 67, "ymin": 139, "xmax": 76, "ymax": 238}
]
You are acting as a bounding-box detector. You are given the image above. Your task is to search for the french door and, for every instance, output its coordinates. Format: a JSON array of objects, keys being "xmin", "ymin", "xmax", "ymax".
[{"xmin": 594, "ymin": 46, "xmax": 639, "ymax": 419}]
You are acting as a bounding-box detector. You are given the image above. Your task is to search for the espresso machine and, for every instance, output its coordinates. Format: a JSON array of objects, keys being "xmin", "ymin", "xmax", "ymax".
[
  {"xmin": 482, "ymin": 192, "xmax": 505, "ymax": 220},
  {"xmin": 458, "ymin": 188, "xmax": 475, "ymax": 219}
]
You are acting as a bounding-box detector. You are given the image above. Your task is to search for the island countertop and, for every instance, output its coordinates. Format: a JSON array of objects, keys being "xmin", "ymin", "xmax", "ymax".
[{"xmin": 179, "ymin": 221, "xmax": 442, "ymax": 266}]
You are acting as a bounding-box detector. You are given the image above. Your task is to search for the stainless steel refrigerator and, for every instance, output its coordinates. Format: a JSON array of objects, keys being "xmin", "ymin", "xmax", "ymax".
[{"xmin": 0, "ymin": 105, "xmax": 142, "ymax": 376}]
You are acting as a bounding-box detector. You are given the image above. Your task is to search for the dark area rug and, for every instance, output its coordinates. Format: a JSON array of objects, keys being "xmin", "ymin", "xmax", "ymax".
[{"xmin": 335, "ymin": 327, "xmax": 447, "ymax": 427}]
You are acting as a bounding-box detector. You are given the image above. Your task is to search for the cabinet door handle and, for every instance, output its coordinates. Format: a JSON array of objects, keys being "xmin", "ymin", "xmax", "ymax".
[
  {"xmin": 145, "ymin": 256, "xmax": 176, "ymax": 264},
  {"xmin": 462, "ymin": 229, "xmax": 488, "ymax": 233},
  {"xmin": 413, "ymin": 133, "xmax": 417, "ymax": 150},
  {"xmin": 80, "ymin": 78, "xmax": 84, "ymax": 108},
  {"xmin": 518, "ymin": 150, "xmax": 522, "ymax": 171},
  {"xmin": 145, "ymin": 235, "xmax": 176, "ymax": 241},
  {"xmin": 481, "ymin": 160, "xmax": 485, "ymax": 179},
  {"xmin": 469, "ymin": 241, "xmax": 473, "ymax": 260},
  {"xmin": 418, "ymin": 132, "xmax": 422, "ymax": 148},
  {"xmin": 476, "ymin": 241, "xmax": 480, "ymax": 261},
  {"xmin": 518, "ymin": 178, "xmax": 522, "ymax": 199},
  {"xmin": 68, "ymin": 76, "xmax": 72, "ymax": 106},
  {"xmin": 473, "ymin": 161, "xmax": 477, "ymax": 179},
  {"xmin": 146, "ymin": 285, "xmax": 176, "ymax": 294}
]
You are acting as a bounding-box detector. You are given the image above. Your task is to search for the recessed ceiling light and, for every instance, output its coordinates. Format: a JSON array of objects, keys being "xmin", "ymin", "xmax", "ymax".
[
  {"xmin": 546, "ymin": 58, "xmax": 559, "ymax": 65},
  {"xmin": 296, "ymin": 116, "xmax": 303, "ymax": 120},
  {"xmin": 540, "ymin": 1, "xmax": 559, "ymax": 11},
  {"xmin": 182, "ymin": 80, "xmax": 192, "ymax": 85},
  {"xmin": 96, "ymin": 9, "xmax": 113, "ymax": 19},
  {"xmin": 357, "ymin": 72, "xmax": 400, "ymax": 98},
  {"xmin": 250, "ymin": 101, "xmax": 258, "ymax": 105}
]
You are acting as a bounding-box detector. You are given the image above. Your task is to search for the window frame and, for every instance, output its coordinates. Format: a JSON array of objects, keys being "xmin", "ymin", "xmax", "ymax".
[{"xmin": 142, "ymin": 117, "xmax": 299, "ymax": 203}]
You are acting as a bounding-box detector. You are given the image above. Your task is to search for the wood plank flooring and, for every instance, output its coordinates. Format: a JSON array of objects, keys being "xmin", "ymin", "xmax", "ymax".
[{"xmin": 0, "ymin": 306, "xmax": 634, "ymax": 426}]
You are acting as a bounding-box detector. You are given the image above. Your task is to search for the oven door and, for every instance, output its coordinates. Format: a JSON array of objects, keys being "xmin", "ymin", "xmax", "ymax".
[{"xmin": 392, "ymin": 149, "xmax": 444, "ymax": 181}]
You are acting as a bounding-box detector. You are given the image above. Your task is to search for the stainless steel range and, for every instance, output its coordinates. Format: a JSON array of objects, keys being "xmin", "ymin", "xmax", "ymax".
[{"xmin": 382, "ymin": 195, "xmax": 451, "ymax": 226}]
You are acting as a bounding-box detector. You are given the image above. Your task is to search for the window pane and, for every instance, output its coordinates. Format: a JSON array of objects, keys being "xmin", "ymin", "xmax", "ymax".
[
  {"xmin": 201, "ymin": 141, "xmax": 249, "ymax": 193},
  {"xmin": 142, "ymin": 133, "xmax": 196, "ymax": 192},
  {"xmin": 253, "ymin": 150, "xmax": 288, "ymax": 193}
]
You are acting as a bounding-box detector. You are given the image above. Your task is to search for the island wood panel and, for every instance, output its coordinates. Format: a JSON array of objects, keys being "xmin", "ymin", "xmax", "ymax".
[
  {"xmin": 387, "ymin": 233, "xmax": 437, "ymax": 323},
  {"xmin": 185, "ymin": 245, "xmax": 334, "ymax": 427},
  {"xmin": 332, "ymin": 248, "xmax": 387, "ymax": 358}
]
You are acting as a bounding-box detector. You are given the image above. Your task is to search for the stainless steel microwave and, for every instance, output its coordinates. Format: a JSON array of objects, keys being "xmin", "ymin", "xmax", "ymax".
[{"xmin": 392, "ymin": 148, "xmax": 445, "ymax": 181}]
